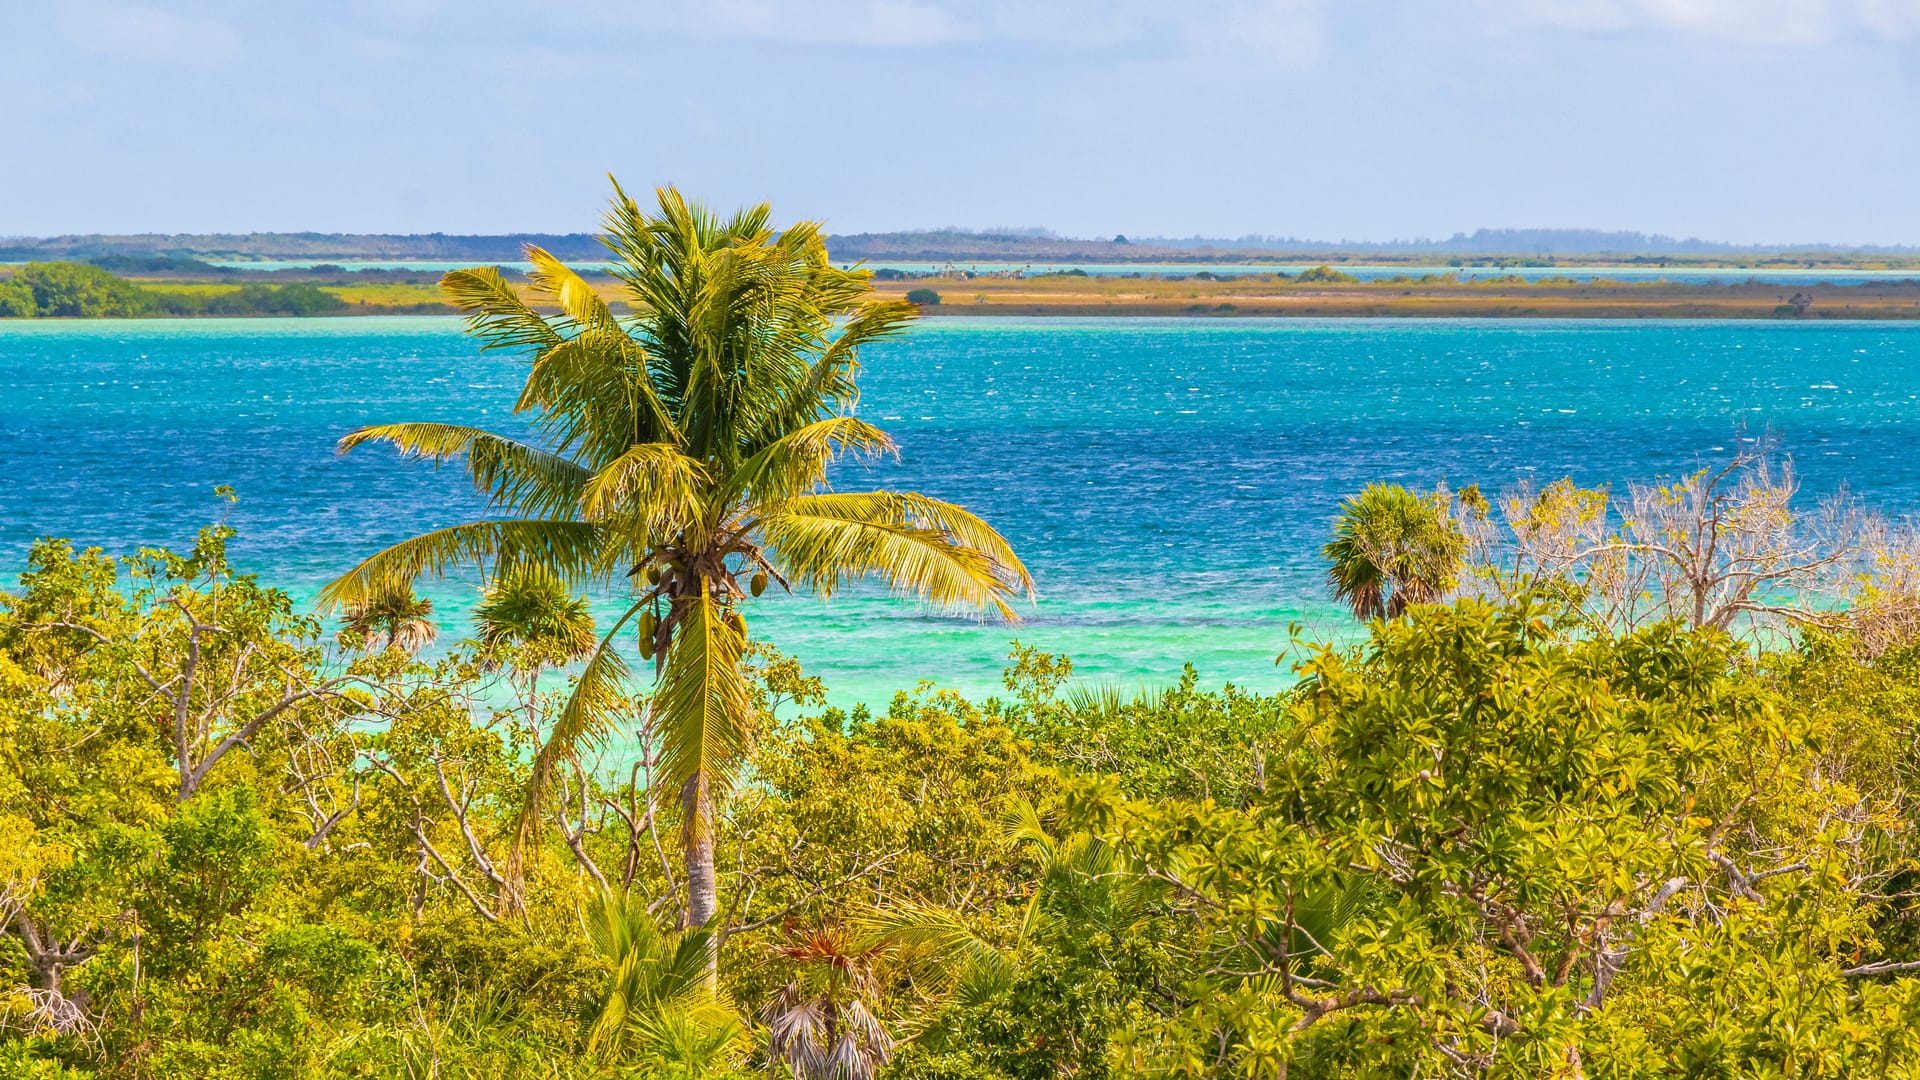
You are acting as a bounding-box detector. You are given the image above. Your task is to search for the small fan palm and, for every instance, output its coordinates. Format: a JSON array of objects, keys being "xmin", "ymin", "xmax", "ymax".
[
  {"xmin": 1323, "ymin": 484, "xmax": 1465, "ymax": 621},
  {"xmin": 319, "ymin": 182, "xmax": 1032, "ymax": 956},
  {"xmin": 763, "ymin": 928, "xmax": 896, "ymax": 1080},
  {"xmin": 337, "ymin": 580, "xmax": 437, "ymax": 653}
]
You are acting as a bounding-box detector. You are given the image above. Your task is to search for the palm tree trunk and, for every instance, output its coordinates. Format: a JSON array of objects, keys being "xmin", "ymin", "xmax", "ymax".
[{"xmin": 680, "ymin": 769, "xmax": 719, "ymax": 986}]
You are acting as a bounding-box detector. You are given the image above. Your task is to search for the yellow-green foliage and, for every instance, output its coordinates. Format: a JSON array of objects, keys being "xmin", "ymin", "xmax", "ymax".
[{"xmin": 9, "ymin": 534, "xmax": 1920, "ymax": 1076}]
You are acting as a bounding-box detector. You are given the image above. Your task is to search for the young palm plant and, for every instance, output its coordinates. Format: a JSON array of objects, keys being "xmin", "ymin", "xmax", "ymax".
[
  {"xmin": 472, "ymin": 563, "xmax": 600, "ymax": 742},
  {"xmin": 318, "ymin": 183, "xmax": 1032, "ymax": 953},
  {"xmin": 472, "ymin": 562, "xmax": 599, "ymax": 669},
  {"xmin": 763, "ymin": 927, "xmax": 896, "ymax": 1080},
  {"xmin": 336, "ymin": 580, "xmax": 438, "ymax": 653},
  {"xmin": 578, "ymin": 888, "xmax": 740, "ymax": 1071},
  {"xmin": 1322, "ymin": 483, "xmax": 1466, "ymax": 620}
]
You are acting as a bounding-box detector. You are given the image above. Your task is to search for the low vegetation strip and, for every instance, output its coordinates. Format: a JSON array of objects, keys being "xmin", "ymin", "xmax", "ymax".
[
  {"xmin": 864, "ymin": 267, "xmax": 1920, "ymax": 318},
  {"xmin": 7, "ymin": 260, "xmax": 1920, "ymax": 320},
  {"xmin": 0, "ymin": 261, "xmax": 354, "ymax": 318}
]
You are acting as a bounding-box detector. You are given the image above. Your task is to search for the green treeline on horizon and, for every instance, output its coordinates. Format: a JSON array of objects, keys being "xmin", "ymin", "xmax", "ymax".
[
  {"xmin": 0, "ymin": 261, "xmax": 347, "ymax": 318},
  {"xmin": 12, "ymin": 183, "xmax": 1920, "ymax": 1079}
]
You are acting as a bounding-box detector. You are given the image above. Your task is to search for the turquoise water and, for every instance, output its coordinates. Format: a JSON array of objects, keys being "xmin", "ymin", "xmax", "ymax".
[
  {"xmin": 206, "ymin": 260, "xmax": 1920, "ymax": 286},
  {"xmin": 5, "ymin": 317, "xmax": 1920, "ymax": 704}
]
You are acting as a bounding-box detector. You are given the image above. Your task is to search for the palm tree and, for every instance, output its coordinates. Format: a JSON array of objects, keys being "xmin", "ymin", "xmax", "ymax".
[
  {"xmin": 336, "ymin": 580, "xmax": 437, "ymax": 653},
  {"xmin": 1323, "ymin": 483, "xmax": 1466, "ymax": 620},
  {"xmin": 763, "ymin": 927, "xmax": 896, "ymax": 1080},
  {"xmin": 578, "ymin": 888, "xmax": 740, "ymax": 1071},
  {"xmin": 472, "ymin": 564, "xmax": 600, "ymax": 758},
  {"xmin": 472, "ymin": 562, "xmax": 599, "ymax": 668},
  {"xmin": 318, "ymin": 183, "xmax": 1032, "ymax": 950}
]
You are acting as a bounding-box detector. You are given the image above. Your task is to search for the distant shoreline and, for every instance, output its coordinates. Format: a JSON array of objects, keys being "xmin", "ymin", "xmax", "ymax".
[
  {"xmin": 6, "ymin": 259, "xmax": 1920, "ymax": 321},
  {"xmin": 10, "ymin": 228, "xmax": 1920, "ymax": 270}
]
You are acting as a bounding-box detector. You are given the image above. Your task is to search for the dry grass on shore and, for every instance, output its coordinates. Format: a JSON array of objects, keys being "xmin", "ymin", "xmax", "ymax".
[{"xmin": 112, "ymin": 268, "xmax": 1920, "ymax": 320}]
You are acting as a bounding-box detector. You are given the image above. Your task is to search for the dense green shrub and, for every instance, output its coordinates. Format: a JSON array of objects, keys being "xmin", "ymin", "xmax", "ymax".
[
  {"xmin": 0, "ymin": 262, "xmax": 347, "ymax": 318},
  {"xmin": 8, "ymin": 528, "xmax": 1920, "ymax": 1076},
  {"xmin": 1295, "ymin": 264, "xmax": 1359, "ymax": 283},
  {"xmin": 0, "ymin": 276, "xmax": 35, "ymax": 317},
  {"xmin": 15, "ymin": 261, "xmax": 155, "ymax": 316},
  {"xmin": 202, "ymin": 282, "xmax": 347, "ymax": 316}
]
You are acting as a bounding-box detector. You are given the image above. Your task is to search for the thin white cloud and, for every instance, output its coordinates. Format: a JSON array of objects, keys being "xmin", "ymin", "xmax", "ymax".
[
  {"xmin": 1856, "ymin": 0, "xmax": 1920, "ymax": 35},
  {"xmin": 1490, "ymin": 0, "xmax": 1920, "ymax": 46},
  {"xmin": 588, "ymin": 0, "xmax": 1323, "ymax": 61},
  {"xmin": 60, "ymin": 3, "xmax": 242, "ymax": 65},
  {"xmin": 1219, "ymin": 0, "xmax": 1324, "ymax": 65},
  {"xmin": 683, "ymin": 0, "xmax": 972, "ymax": 47}
]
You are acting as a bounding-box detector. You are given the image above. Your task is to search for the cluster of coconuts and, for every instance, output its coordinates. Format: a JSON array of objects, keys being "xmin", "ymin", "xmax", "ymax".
[{"xmin": 634, "ymin": 563, "xmax": 769, "ymax": 660}]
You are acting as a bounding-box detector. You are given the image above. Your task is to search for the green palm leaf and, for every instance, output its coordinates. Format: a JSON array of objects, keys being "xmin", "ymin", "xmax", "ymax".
[
  {"xmin": 339, "ymin": 422, "xmax": 590, "ymax": 519},
  {"xmin": 763, "ymin": 492, "xmax": 1033, "ymax": 619},
  {"xmin": 440, "ymin": 265, "xmax": 562, "ymax": 351},
  {"xmin": 729, "ymin": 416, "xmax": 895, "ymax": 507},
  {"xmin": 653, "ymin": 586, "xmax": 752, "ymax": 806},
  {"xmin": 579, "ymin": 442, "xmax": 710, "ymax": 526},
  {"xmin": 316, "ymin": 520, "xmax": 602, "ymax": 609},
  {"xmin": 526, "ymin": 245, "xmax": 618, "ymax": 330},
  {"xmin": 744, "ymin": 300, "xmax": 913, "ymax": 448}
]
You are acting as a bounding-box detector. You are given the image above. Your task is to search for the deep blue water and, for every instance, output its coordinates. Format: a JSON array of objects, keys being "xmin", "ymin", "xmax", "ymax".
[{"xmin": 4, "ymin": 316, "xmax": 1920, "ymax": 703}]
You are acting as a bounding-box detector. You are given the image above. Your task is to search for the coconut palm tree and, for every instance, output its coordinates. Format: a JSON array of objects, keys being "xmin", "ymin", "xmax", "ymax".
[
  {"xmin": 1323, "ymin": 483, "xmax": 1465, "ymax": 620},
  {"xmin": 336, "ymin": 580, "xmax": 437, "ymax": 653},
  {"xmin": 318, "ymin": 183, "xmax": 1032, "ymax": 950}
]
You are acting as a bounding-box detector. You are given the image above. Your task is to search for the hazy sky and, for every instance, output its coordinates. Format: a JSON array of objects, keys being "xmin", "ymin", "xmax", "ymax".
[{"xmin": 4, "ymin": 0, "xmax": 1919, "ymax": 242}]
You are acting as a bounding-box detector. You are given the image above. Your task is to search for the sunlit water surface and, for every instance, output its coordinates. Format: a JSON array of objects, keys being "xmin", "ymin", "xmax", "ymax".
[{"xmin": 5, "ymin": 316, "xmax": 1920, "ymax": 704}]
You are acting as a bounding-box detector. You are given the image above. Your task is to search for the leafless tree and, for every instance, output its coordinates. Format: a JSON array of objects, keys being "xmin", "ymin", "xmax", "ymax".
[
  {"xmin": 1844, "ymin": 519, "xmax": 1920, "ymax": 657},
  {"xmin": 1480, "ymin": 437, "xmax": 1869, "ymax": 640}
]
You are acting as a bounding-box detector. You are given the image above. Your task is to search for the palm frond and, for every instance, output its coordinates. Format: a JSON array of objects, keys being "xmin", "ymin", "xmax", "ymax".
[
  {"xmin": 516, "ymin": 329, "xmax": 650, "ymax": 463},
  {"xmin": 744, "ymin": 299, "xmax": 912, "ymax": 447},
  {"xmin": 579, "ymin": 442, "xmax": 710, "ymax": 527},
  {"xmin": 653, "ymin": 586, "xmax": 753, "ymax": 807},
  {"xmin": 526, "ymin": 245, "xmax": 617, "ymax": 330},
  {"xmin": 439, "ymin": 265, "xmax": 562, "ymax": 351},
  {"xmin": 629, "ymin": 1001, "xmax": 744, "ymax": 1074},
  {"xmin": 857, "ymin": 901, "xmax": 1012, "ymax": 991},
  {"xmin": 338, "ymin": 422, "xmax": 589, "ymax": 519},
  {"xmin": 315, "ymin": 520, "xmax": 602, "ymax": 610},
  {"xmin": 761, "ymin": 493, "xmax": 1032, "ymax": 620},
  {"xmin": 997, "ymin": 797, "xmax": 1055, "ymax": 858},
  {"xmin": 730, "ymin": 416, "xmax": 895, "ymax": 508},
  {"xmin": 893, "ymin": 493, "xmax": 1035, "ymax": 598}
]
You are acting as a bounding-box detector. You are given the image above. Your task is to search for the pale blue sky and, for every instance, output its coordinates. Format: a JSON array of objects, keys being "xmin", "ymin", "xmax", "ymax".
[{"xmin": 3, "ymin": 1, "xmax": 1918, "ymax": 243}]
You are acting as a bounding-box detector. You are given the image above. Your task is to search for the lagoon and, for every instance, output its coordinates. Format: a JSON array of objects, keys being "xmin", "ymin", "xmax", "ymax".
[{"xmin": 5, "ymin": 316, "xmax": 1920, "ymax": 703}]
